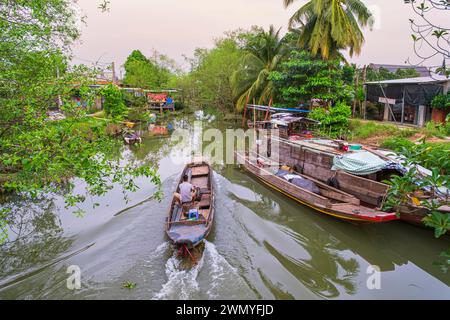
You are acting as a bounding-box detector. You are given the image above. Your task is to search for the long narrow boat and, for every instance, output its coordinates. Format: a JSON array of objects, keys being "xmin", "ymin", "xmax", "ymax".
[
  {"xmin": 165, "ymin": 161, "xmax": 215, "ymax": 248},
  {"xmin": 236, "ymin": 152, "xmax": 398, "ymax": 223}
]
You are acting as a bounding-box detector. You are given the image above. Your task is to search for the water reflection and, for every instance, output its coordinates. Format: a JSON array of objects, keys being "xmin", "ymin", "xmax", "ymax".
[
  {"xmin": 220, "ymin": 165, "xmax": 450, "ymax": 298},
  {"xmin": 0, "ymin": 117, "xmax": 449, "ymax": 300},
  {"xmin": 0, "ymin": 195, "xmax": 71, "ymax": 277}
]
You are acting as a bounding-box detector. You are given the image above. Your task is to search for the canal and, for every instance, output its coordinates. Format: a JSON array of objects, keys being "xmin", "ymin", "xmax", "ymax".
[{"xmin": 0, "ymin": 117, "xmax": 449, "ymax": 299}]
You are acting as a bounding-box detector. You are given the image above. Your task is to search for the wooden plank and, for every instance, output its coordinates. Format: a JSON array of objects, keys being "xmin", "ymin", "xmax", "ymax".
[
  {"xmin": 243, "ymin": 159, "xmax": 330, "ymax": 207},
  {"xmin": 191, "ymin": 166, "xmax": 209, "ymax": 176},
  {"xmin": 191, "ymin": 176, "xmax": 208, "ymax": 189}
]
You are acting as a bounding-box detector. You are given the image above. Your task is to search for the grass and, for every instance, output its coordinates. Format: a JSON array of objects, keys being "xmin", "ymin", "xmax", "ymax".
[
  {"xmin": 89, "ymin": 110, "xmax": 106, "ymax": 118},
  {"xmin": 348, "ymin": 119, "xmax": 417, "ymax": 140},
  {"xmin": 347, "ymin": 119, "xmax": 450, "ymax": 147},
  {"xmin": 422, "ymin": 121, "xmax": 450, "ymax": 139}
]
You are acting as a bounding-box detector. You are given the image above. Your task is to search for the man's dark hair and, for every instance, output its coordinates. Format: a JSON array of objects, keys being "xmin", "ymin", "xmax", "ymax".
[{"xmin": 183, "ymin": 175, "xmax": 188, "ymax": 182}]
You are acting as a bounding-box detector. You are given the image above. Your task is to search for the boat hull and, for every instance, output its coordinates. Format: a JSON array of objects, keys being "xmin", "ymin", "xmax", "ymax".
[
  {"xmin": 237, "ymin": 152, "xmax": 397, "ymax": 223},
  {"xmin": 165, "ymin": 161, "xmax": 215, "ymax": 248}
]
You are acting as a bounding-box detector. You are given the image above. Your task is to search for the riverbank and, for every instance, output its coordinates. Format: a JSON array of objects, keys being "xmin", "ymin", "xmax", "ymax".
[
  {"xmin": 348, "ymin": 119, "xmax": 450, "ymax": 146},
  {"xmin": 1, "ymin": 115, "xmax": 449, "ymax": 300}
]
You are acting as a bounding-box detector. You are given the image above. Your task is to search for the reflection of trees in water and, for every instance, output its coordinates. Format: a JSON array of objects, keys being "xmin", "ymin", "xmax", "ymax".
[
  {"xmin": 0, "ymin": 195, "xmax": 72, "ymax": 279},
  {"xmin": 263, "ymin": 232, "xmax": 359, "ymax": 299},
  {"xmin": 224, "ymin": 167, "xmax": 360, "ymax": 298},
  {"xmin": 129, "ymin": 118, "xmax": 193, "ymax": 164}
]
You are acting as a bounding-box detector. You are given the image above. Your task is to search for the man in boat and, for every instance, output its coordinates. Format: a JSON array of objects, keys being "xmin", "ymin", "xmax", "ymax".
[{"xmin": 174, "ymin": 175, "xmax": 197, "ymax": 215}]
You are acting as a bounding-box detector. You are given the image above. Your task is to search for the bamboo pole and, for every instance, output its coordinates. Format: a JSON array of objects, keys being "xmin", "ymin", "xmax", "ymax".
[{"xmin": 242, "ymin": 95, "xmax": 249, "ymax": 127}]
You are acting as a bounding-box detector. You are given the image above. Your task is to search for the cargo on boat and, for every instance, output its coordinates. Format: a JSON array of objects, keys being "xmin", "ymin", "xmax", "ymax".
[
  {"xmin": 166, "ymin": 161, "xmax": 215, "ymax": 248},
  {"xmin": 242, "ymin": 105, "xmax": 449, "ymax": 228},
  {"xmin": 236, "ymin": 152, "xmax": 398, "ymax": 223}
]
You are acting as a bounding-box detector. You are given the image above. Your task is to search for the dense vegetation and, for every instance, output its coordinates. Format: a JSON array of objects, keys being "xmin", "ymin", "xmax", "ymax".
[
  {"xmin": 0, "ymin": 1, "xmax": 160, "ymax": 241},
  {"xmin": 123, "ymin": 50, "xmax": 179, "ymax": 89},
  {"xmin": 1, "ymin": 0, "xmax": 448, "ymax": 246}
]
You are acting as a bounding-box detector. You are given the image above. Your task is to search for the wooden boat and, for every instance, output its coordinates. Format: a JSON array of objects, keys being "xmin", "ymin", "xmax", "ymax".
[
  {"xmin": 123, "ymin": 132, "xmax": 141, "ymax": 145},
  {"xmin": 236, "ymin": 152, "xmax": 398, "ymax": 223},
  {"xmin": 271, "ymin": 136, "xmax": 449, "ymax": 228},
  {"xmin": 166, "ymin": 161, "xmax": 215, "ymax": 248}
]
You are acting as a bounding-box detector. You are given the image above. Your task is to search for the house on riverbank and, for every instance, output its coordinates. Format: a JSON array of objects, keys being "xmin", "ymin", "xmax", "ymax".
[{"xmin": 363, "ymin": 75, "xmax": 450, "ymax": 127}]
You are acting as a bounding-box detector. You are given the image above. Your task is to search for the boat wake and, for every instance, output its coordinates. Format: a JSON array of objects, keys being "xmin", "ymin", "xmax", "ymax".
[
  {"xmin": 152, "ymin": 247, "xmax": 205, "ymax": 300},
  {"xmin": 152, "ymin": 240, "xmax": 252, "ymax": 300}
]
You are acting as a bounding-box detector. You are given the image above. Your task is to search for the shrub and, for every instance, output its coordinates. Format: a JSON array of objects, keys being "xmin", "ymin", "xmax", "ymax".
[
  {"xmin": 380, "ymin": 137, "xmax": 415, "ymax": 151},
  {"xmin": 123, "ymin": 91, "xmax": 147, "ymax": 109},
  {"xmin": 101, "ymin": 84, "xmax": 128, "ymax": 120},
  {"xmin": 310, "ymin": 101, "xmax": 352, "ymax": 138},
  {"xmin": 431, "ymin": 93, "xmax": 450, "ymax": 110},
  {"xmin": 381, "ymin": 138, "xmax": 450, "ymax": 175},
  {"xmin": 423, "ymin": 121, "xmax": 448, "ymax": 139}
]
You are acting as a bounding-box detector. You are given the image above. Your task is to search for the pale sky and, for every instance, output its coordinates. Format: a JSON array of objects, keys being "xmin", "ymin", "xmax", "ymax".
[{"xmin": 72, "ymin": 0, "xmax": 449, "ymax": 76}]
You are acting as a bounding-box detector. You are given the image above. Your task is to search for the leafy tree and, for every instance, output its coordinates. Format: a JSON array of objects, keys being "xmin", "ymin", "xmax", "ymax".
[
  {"xmin": 431, "ymin": 92, "xmax": 450, "ymax": 111},
  {"xmin": 101, "ymin": 84, "xmax": 128, "ymax": 120},
  {"xmin": 231, "ymin": 26, "xmax": 287, "ymax": 110},
  {"xmin": 0, "ymin": 1, "xmax": 160, "ymax": 243},
  {"xmin": 365, "ymin": 67, "xmax": 420, "ymax": 82},
  {"xmin": 284, "ymin": 0, "xmax": 373, "ymax": 60},
  {"xmin": 123, "ymin": 50, "xmax": 177, "ymax": 89},
  {"xmin": 269, "ymin": 50, "xmax": 353, "ymax": 107},
  {"xmin": 309, "ymin": 101, "xmax": 352, "ymax": 137},
  {"xmin": 178, "ymin": 37, "xmax": 243, "ymax": 110}
]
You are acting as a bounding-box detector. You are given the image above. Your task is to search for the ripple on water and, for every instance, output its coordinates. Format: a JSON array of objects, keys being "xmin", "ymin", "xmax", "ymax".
[{"xmin": 152, "ymin": 240, "xmax": 255, "ymax": 300}]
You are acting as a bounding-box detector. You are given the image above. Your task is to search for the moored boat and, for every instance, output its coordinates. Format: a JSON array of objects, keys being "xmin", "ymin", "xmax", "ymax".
[
  {"xmin": 166, "ymin": 161, "xmax": 215, "ymax": 249},
  {"xmin": 123, "ymin": 131, "xmax": 142, "ymax": 145},
  {"xmin": 271, "ymin": 136, "xmax": 449, "ymax": 228},
  {"xmin": 236, "ymin": 152, "xmax": 398, "ymax": 223}
]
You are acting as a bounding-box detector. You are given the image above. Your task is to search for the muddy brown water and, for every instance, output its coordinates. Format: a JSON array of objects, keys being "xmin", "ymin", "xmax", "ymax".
[{"xmin": 0, "ymin": 117, "xmax": 449, "ymax": 300}]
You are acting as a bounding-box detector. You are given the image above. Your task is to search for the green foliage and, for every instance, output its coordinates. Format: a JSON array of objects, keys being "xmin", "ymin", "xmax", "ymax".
[
  {"xmin": 381, "ymin": 138, "xmax": 450, "ymax": 176},
  {"xmin": 100, "ymin": 84, "xmax": 128, "ymax": 120},
  {"xmin": 365, "ymin": 67, "xmax": 420, "ymax": 82},
  {"xmin": 381, "ymin": 165, "xmax": 421, "ymax": 213},
  {"xmin": 431, "ymin": 93, "xmax": 450, "ymax": 110},
  {"xmin": 0, "ymin": 1, "xmax": 161, "ymax": 244},
  {"xmin": 433, "ymin": 249, "xmax": 450, "ymax": 273},
  {"xmin": 423, "ymin": 121, "xmax": 450, "ymax": 138},
  {"xmin": 309, "ymin": 102, "xmax": 352, "ymax": 137},
  {"xmin": 424, "ymin": 212, "xmax": 450, "ymax": 238},
  {"xmin": 380, "ymin": 141, "xmax": 450, "ymax": 238},
  {"xmin": 123, "ymin": 91, "xmax": 147, "ymax": 109},
  {"xmin": 349, "ymin": 120, "xmax": 417, "ymax": 140},
  {"xmin": 123, "ymin": 50, "xmax": 177, "ymax": 89},
  {"xmin": 380, "ymin": 137, "xmax": 415, "ymax": 150},
  {"xmin": 270, "ymin": 50, "xmax": 353, "ymax": 106},
  {"xmin": 122, "ymin": 281, "xmax": 137, "ymax": 289},
  {"xmin": 231, "ymin": 26, "xmax": 287, "ymax": 110},
  {"xmin": 0, "ymin": 208, "xmax": 9, "ymax": 244},
  {"xmin": 284, "ymin": 0, "xmax": 373, "ymax": 59},
  {"xmin": 178, "ymin": 36, "xmax": 243, "ymax": 111}
]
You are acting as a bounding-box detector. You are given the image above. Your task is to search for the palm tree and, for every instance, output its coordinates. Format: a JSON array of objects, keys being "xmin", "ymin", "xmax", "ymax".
[
  {"xmin": 232, "ymin": 26, "xmax": 286, "ymax": 111},
  {"xmin": 284, "ymin": 0, "xmax": 373, "ymax": 60}
]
